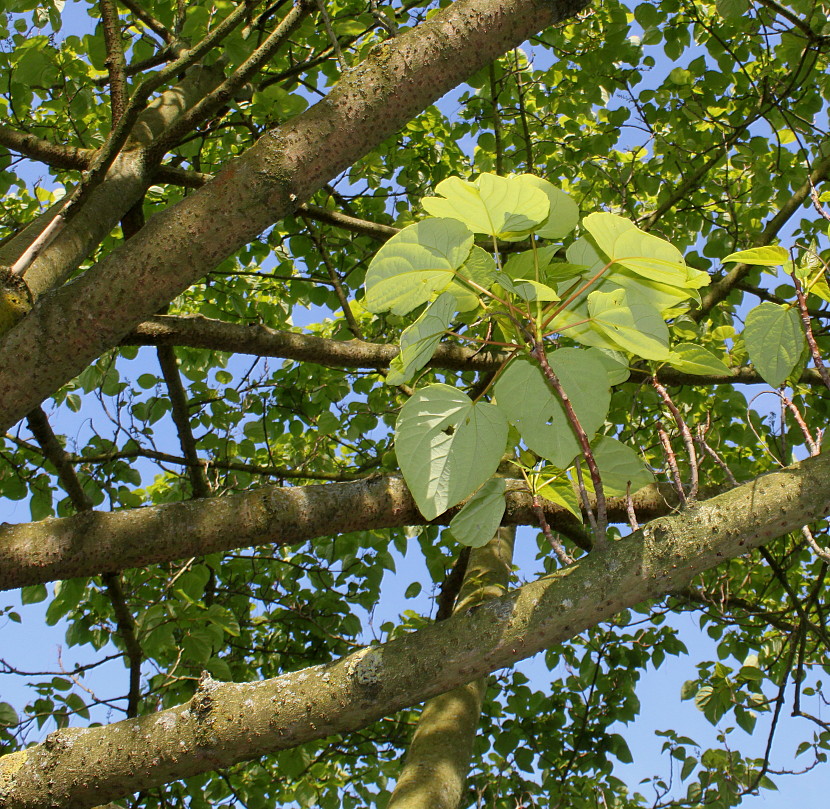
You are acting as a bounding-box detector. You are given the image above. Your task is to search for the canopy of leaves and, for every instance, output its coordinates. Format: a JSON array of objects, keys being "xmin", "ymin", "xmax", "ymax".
[{"xmin": 1, "ymin": 1, "xmax": 830, "ymax": 808}]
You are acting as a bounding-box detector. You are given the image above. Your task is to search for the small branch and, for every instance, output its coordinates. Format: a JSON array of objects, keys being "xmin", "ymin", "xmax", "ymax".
[
  {"xmin": 119, "ymin": 0, "xmax": 176, "ymax": 44},
  {"xmin": 695, "ymin": 422, "xmax": 739, "ymax": 488},
  {"xmin": 25, "ymin": 406, "xmax": 143, "ymax": 717},
  {"xmin": 780, "ymin": 392, "xmax": 820, "ymax": 456},
  {"xmin": 791, "ymin": 272, "xmax": 830, "ymax": 391},
  {"xmin": 532, "ymin": 493, "xmax": 573, "ymax": 566},
  {"xmin": 531, "ymin": 341, "xmax": 608, "ymax": 549},
  {"xmin": 149, "ymin": 1, "xmax": 311, "ymax": 156},
  {"xmin": 657, "ymin": 420, "xmax": 687, "ymax": 507},
  {"xmin": 801, "ymin": 525, "xmax": 830, "ymax": 563},
  {"xmin": 434, "ymin": 547, "xmax": 471, "ymax": 621},
  {"xmin": 99, "ymin": 0, "xmax": 129, "ymax": 122},
  {"xmin": 625, "ymin": 481, "xmax": 639, "ymax": 531},
  {"xmin": 157, "ymin": 346, "xmax": 211, "ymax": 498},
  {"xmin": 300, "ymin": 213, "xmax": 363, "ymax": 338},
  {"xmin": 652, "ymin": 377, "xmax": 699, "ymax": 500}
]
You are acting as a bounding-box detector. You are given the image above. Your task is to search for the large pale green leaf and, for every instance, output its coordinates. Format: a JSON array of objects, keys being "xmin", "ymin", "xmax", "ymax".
[
  {"xmin": 722, "ymin": 245, "xmax": 788, "ymax": 266},
  {"xmin": 667, "ymin": 344, "xmax": 732, "ymax": 376},
  {"xmin": 743, "ymin": 302, "xmax": 805, "ymax": 388},
  {"xmin": 395, "ymin": 384, "xmax": 508, "ymax": 520},
  {"xmin": 447, "ymin": 477, "xmax": 507, "ymax": 547},
  {"xmin": 587, "ymin": 289, "xmax": 671, "ymax": 360},
  {"xmin": 523, "ymin": 176, "xmax": 580, "ymax": 239},
  {"xmin": 503, "ymin": 245, "xmax": 558, "ymax": 279},
  {"xmin": 590, "ymin": 437, "xmax": 655, "ymax": 496},
  {"xmin": 421, "ymin": 173, "xmax": 550, "ymax": 241},
  {"xmin": 565, "ymin": 236, "xmax": 707, "ymax": 315},
  {"xmin": 494, "ymin": 348, "xmax": 611, "ymax": 468},
  {"xmin": 583, "ymin": 213, "xmax": 690, "ymax": 286},
  {"xmin": 364, "ymin": 218, "xmax": 473, "ymax": 315},
  {"xmin": 386, "ymin": 292, "xmax": 455, "ymax": 385}
]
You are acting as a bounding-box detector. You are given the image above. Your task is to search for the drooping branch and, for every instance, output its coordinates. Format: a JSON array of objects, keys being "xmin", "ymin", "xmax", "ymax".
[
  {"xmin": 0, "ymin": 0, "xmax": 591, "ymax": 433},
  {"xmin": 2, "ymin": 452, "xmax": 829, "ymax": 809},
  {"xmin": 0, "ymin": 474, "xmax": 686, "ymax": 593}
]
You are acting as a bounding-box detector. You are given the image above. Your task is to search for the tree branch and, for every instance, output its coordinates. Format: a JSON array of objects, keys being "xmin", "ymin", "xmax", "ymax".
[
  {"xmin": 3, "ymin": 451, "xmax": 829, "ymax": 808},
  {"xmin": 0, "ymin": 474, "xmax": 689, "ymax": 593},
  {"xmin": 121, "ymin": 314, "xmax": 829, "ymax": 386},
  {"xmin": 0, "ymin": 0, "xmax": 591, "ymax": 433}
]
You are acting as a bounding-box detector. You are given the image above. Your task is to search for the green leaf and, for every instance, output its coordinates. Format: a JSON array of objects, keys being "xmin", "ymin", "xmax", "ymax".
[
  {"xmin": 447, "ymin": 245, "xmax": 498, "ymax": 311},
  {"xmin": 522, "ymin": 176, "xmax": 580, "ymax": 239},
  {"xmin": 0, "ymin": 702, "xmax": 19, "ymax": 727},
  {"xmin": 716, "ymin": 0, "xmax": 749, "ymax": 18},
  {"xmin": 587, "ymin": 289, "xmax": 671, "ymax": 360},
  {"xmin": 395, "ymin": 384, "xmax": 508, "ymax": 519},
  {"xmin": 511, "ymin": 278, "xmax": 560, "ymax": 302},
  {"xmin": 592, "ymin": 348, "xmax": 631, "ymax": 385},
  {"xmin": 386, "ymin": 292, "xmax": 455, "ymax": 385},
  {"xmin": 421, "ymin": 173, "xmax": 549, "ymax": 241},
  {"xmin": 448, "ymin": 477, "xmax": 507, "ymax": 547},
  {"xmin": 364, "ymin": 218, "xmax": 473, "ymax": 314},
  {"xmin": 667, "ymin": 343, "xmax": 732, "ymax": 376},
  {"xmin": 590, "ymin": 436, "xmax": 654, "ymax": 496},
  {"xmin": 743, "ymin": 302, "xmax": 805, "ymax": 387},
  {"xmin": 722, "ymin": 245, "xmax": 789, "ymax": 266},
  {"xmin": 494, "ymin": 348, "xmax": 611, "ymax": 468},
  {"xmin": 582, "ymin": 213, "xmax": 690, "ymax": 286},
  {"xmin": 538, "ymin": 477, "xmax": 582, "ymax": 521}
]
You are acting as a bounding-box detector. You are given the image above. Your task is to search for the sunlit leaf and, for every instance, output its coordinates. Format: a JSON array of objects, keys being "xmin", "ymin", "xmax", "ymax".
[
  {"xmin": 667, "ymin": 344, "xmax": 732, "ymax": 376},
  {"xmin": 587, "ymin": 289, "xmax": 671, "ymax": 360},
  {"xmin": 722, "ymin": 245, "xmax": 789, "ymax": 266},
  {"xmin": 421, "ymin": 173, "xmax": 549, "ymax": 241},
  {"xmin": 364, "ymin": 218, "xmax": 473, "ymax": 314},
  {"xmin": 387, "ymin": 292, "xmax": 455, "ymax": 385}
]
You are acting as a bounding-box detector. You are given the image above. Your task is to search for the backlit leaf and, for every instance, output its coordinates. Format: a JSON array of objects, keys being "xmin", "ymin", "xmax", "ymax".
[{"xmin": 395, "ymin": 384, "xmax": 508, "ymax": 519}]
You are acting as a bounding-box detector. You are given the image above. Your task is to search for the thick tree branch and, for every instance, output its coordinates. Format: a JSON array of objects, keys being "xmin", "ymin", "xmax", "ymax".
[
  {"xmin": 0, "ymin": 0, "xmax": 591, "ymax": 433},
  {"xmin": 0, "ymin": 475, "xmax": 685, "ymax": 592},
  {"xmin": 2, "ymin": 452, "xmax": 828, "ymax": 808},
  {"xmin": 121, "ymin": 314, "xmax": 828, "ymax": 386}
]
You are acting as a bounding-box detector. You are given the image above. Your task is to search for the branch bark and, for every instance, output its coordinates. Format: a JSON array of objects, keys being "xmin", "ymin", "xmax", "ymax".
[
  {"xmin": 0, "ymin": 0, "xmax": 590, "ymax": 433},
  {"xmin": 121, "ymin": 313, "xmax": 829, "ymax": 386},
  {"xmin": 2, "ymin": 452, "xmax": 828, "ymax": 809},
  {"xmin": 0, "ymin": 475, "xmax": 682, "ymax": 592}
]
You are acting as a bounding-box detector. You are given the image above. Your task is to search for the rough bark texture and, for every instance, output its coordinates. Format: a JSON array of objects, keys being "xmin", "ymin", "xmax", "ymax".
[
  {"xmin": 387, "ymin": 527, "xmax": 515, "ymax": 809},
  {"xmin": 0, "ymin": 0, "xmax": 589, "ymax": 433},
  {"xmin": 0, "ymin": 476, "xmax": 682, "ymax": 592},
  {"xmin": 0, "ymin": 64, "xmax": 226, "ymax": 298},
  {"xmin": 2, "ymin": 451, "xmax": 828, "ymax": 809}
]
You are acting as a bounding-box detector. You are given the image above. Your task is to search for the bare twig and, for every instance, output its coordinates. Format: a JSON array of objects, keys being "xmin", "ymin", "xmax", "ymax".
[
  {"xmin": 532, "ymin": 493, "xmax": 574, "ymax": 566},
  {"xmin": 652, "ymin": 377, "xmax": 699, "ymax": 500},
  {"xmin": 791, "ymin": 272, "xmax": 830, "ymax": 391},
  {"xmin": 657, "ymin": 420, "xmax": 687, "ymax": 507}
]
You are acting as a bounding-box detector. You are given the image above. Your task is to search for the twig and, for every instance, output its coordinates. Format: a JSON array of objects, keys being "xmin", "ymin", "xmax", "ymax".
[
  {"xmin": 532, "ymin": 493, "xmax": 574, "ymax": 566},
  {"xmin": 531, "ymin": 341, "xmax": 608, "ymax": 549},
  {"xmin": 790, "ymin": 272, "xmax": 830, "ymax": 391},
  {"xmin": 652, "ymin": 377, "xmax": 699, "ymax": 500},
  {"xmin": 656, "ymin": 420, "xmax": 687, "ymax": 507}
]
